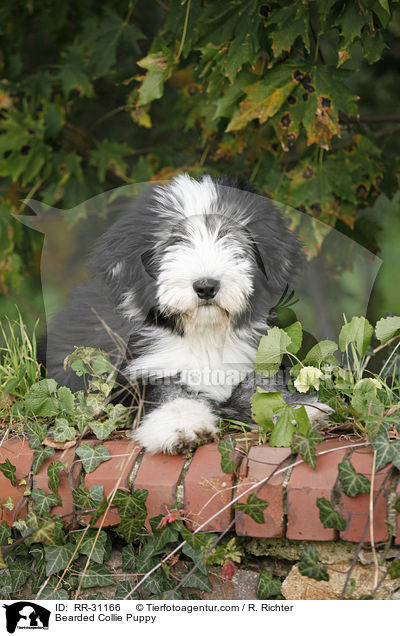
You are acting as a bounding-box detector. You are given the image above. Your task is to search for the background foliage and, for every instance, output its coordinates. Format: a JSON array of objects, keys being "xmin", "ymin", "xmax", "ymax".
[{"xmin": 0, "ymin": 0, "xmax": 400, "ymax": 329}]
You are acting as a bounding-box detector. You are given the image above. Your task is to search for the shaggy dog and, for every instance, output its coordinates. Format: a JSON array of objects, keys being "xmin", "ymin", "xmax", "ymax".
[{"xmin": 43, "ymin": 174, "xmax": 330, "ymax": 453}]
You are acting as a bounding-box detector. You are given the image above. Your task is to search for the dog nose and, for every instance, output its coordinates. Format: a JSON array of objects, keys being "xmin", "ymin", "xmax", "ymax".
[{"xmin": 193, "ymin": 278, "xmax": 220, "ymax": 300}]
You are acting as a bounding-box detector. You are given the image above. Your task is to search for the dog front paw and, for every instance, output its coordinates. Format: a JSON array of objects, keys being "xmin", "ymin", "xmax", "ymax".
[{"xmin": 134, "ymin": 397, "xmax": 218, "ymax": 454}]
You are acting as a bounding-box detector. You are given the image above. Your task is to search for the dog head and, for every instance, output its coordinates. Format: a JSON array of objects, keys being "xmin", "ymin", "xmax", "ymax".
[{"xmin": 92, "ymin": 174, "xmax": 302, "ymax": 331}]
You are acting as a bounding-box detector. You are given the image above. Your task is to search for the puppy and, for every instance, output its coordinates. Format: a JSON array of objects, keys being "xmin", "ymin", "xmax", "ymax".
[{"xmin": 43, "ymin": 174, "xmax": 329, "ymax": 453}]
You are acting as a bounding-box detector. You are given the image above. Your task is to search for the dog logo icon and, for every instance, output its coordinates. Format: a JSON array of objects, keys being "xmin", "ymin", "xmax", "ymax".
[{"xmin": 3, "ymin": 602, "xmax": 50, "ymax": 633}]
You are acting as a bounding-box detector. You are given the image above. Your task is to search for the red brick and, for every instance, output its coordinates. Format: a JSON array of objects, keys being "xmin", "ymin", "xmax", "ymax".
[
  {"xmin": 32, "ymin": 447, "xmax": 76, "ymax": 519},
  {"xmin": 339, "ymin": 447, "xmax": 390, "ymax": 543},
  {"xmin": 395, "ymin": 480, "xmax": 400, "ymax": 545},
  {"xmin": 286, "ymin": 439, "xmax": 353, "ymax": 540},
  {"xmin": 84, "ymin": 440, "xmax": 142, "ymax": 526},
  {"xmin": 133, "ymin": 452, "xmax": 187, "ymax": 522},
  {"xmin": 184, "ymin": 443, "xmax": 236, "ymax": 532},
  {"xmin": 235, "ymin": 446, "xmax": 292, "ymax": 538}
]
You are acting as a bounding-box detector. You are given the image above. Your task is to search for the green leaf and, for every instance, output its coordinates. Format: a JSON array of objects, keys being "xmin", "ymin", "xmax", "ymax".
[
  {"xmin": 254, "ymin": 327, "xmax": 292, "ymax": 376},
  {"xmin": 53, "ymin": 418, "xmax": 76, "ymax": 442},
  {"xmin": 316, "ymin": 497, "xmax": 347, "ymax": 530},
  {"xmin": 32, "ymin": 447, "xmax": 55, "ymax": 474},
  {"xmin": 294, "ymin": 366, "xmax": 323, "ymax": 393},
  {"xmin": 234, "ymin": 493, "xmax": 269, "ymax": 524},
  {"xmin": 115, "ymin": 579, "xmax": 139, "ymax": 599},
  {"xmin": 47, "ymin": 460, "xmax": 68, "ymax": 494},
  {"xmin": 373, "ymin": 433, "xmax": 393, "ymax": 472},
  {"xmin": 0, "ymin": 520, "xmax": 11, "ymax": 546},
  {"xmin": 269, "ymin": 406, "xmax": 295, "ymax": 447},
  {"xmin": 121, "ymin": 544, "xmax": 136, "ymax": 571},
  {"xmin": 375, "ymin": 316, "xmax": 400, "ymax": 345},
  {"xmin": 78, "ymin": 530, "xmax": 108, "ymax": 565},
  {"xmin": 251, "ymin": 390, "xmax": 286, "ymax": 431},
  {"xmin": 388, "ymin": 560, "xmax": 400, "ymax": 579},
  {"xmin": 303, "ymin": 340, "xmax": 338, "ymax": 366},
  {"xmin": 338, "ymin": 459, "xmax": 371, "ymax": 497},
  {"xmin": 218, "ymin": 436, "xmax": 236, "ymax": 473},
  {"xmin": 57, "ymin": 386, "xmax": 75, "ymax": 415},
  {"xmin": 76, "ymin": 443, "xmax": 111, "ymax": 473},
  {"xmin": 31, "ymin": 488, "xmax": 61, "ymax": 515},
  {"xmin": 88, "ymin": 418, "xmax": 119, "ymax": 441},
  {"xmin": 79, "ymin": 562, "xmax": 114, "ymax": 589},
  {"xmin": 389, "ymin": 440, "xmax": 400, "ymax": 471},
  {"xmin": 339, "ymin": 316, "xmax": 373, "ymax": 356},
  {"xmin": 137, "ymin": 49, "xmax": 174, "ymax": 107},
  {"xmin": 182, "ymin": 568, "xmax": 213, "ymax": 592},
  {"xmin": 31, "ymin": 519, "xmax": 60, "ymax": 546},
  {"xmin": 351, "ymin": 378, "xmax": 384, "ymax": 418},
  {"xmin": 284, "ymin": 321, "xmax": 303, "ymax": 354},
  {"xmin": 257, "ymin": 570, "xmax": 282, "ymax": 599},
  {"xmin": 36, "ymin": 576, "xmax": 69, "ymax": 600},
  {"xmin": 25, "ymin": 420, "xmax": 47, "ymax": 449},
  {"xmin": 113, "ymin": 488, "xmax": 148, "ymax": 517},
  {"xmin": 8, "ymin": 557, "xmax": 32, "ymax": 592},
  {"xmin": 72, "ymin": 484, "xmax": 105, "ymax": 510},
  {"xmin": 0, "ymin": 458, "xmax": 17, "ymax": 486},
  {"xmin": 44, "ymin": 544, "xmax": 77, "ymax": 576},
  {"xmin": 298, "ymin": 546, "xmax": 329, "ymax": 581},
  {"xmin": 115, "ymin": 517, "xmax": 144, "ymax": 543},
  {"xmin": 24, "ymin": 379, "xmax": 60, "ymax": 417},
  {"xmin": 291, "ymin": 427, "xmax": 323, "ymax": 469}
]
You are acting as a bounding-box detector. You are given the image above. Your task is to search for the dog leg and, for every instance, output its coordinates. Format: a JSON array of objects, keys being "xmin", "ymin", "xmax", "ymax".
[{"xmin": 134, "ymin": 397, "xmax": 218, "ymax": 454}]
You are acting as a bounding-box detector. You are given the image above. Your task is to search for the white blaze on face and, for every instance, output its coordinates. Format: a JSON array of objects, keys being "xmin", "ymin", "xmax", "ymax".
[{"xmin": 156, "ymin": 214, "xmax": 254, "ymax": 325}]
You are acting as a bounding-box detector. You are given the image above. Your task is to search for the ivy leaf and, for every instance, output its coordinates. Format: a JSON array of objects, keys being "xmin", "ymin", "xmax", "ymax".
[
  {"xmin": 0, "ymin": 520, "xmax": 11, "ymax": 546},
  {"xmin": 389, "ymin": 440, "xmax": 400, "ymax": 472},
  {"xmin": 0, "ymin": 458, "xmax": 17, "ymax": 486},
  {"xmin": 25, "ymin": 420, "xmax": 47, "ymax": 449},
  {"xmin": 88, "ymin": 418, "xmax": 120, "ymax": 441},
  {"xmin": 57, "ymin": 386, "xmax": 75, "ymax": 415},
  {"xmin": 291, "ymin": 427, "xmax": 323, "ymax": 469},
  {"xmin": 372, "ymin": 433, "xmax": 393, "ymax": 472},
  {"xmin": 53, "ymin": 418, "xmax": 76, "ymax": 442},
  {"xmin": 76, "ymin": 443, "xmax": 111, "ymax": 473},
  {"xmin": 375, "ymin": 316, "xmax": 400, "ymax": 345},
  {"xmin": 113, "ymin": 488, "xmax": 148, "ymax": 517},
  {"xmin": 116, "ymin": 517, "xmax": 145, "ymax": 543},
  {"xmin": 78, "ymin": 530, "xmax": 108, "ymax": 565},
  {"xmin": 115, "ymin": 579, "xmax": 139, "ymax": 599},
  {"xmin": 31, "ymin": 488, "xmax": 61, "ymax": 515},
  {"xmin": 32, "ymin": 447, "xmax": 55, "ymax": 474},
  {"xmin": 316, "ymin": 497, "xmax": 347, "ymax": 530},
  {"xmin": 234, "ymin": 493, "xmax": 269, "ymax": 524},
  {"xmin": 31, "ymin": 519, "xmax": 60, "ymax": 546},
  {"xmin": 47, "ymin": 460, "xmax": 68, "ymax": 495},
  {"xmin": 121, "ymin": 544, "xmax": 136, "ymax": 571},
  {"xmin": 79, "ymin": 562, "xmax": 114, "ymax": 589},
  {"xmin": 72, "ymin": 484, "xmax": 105, "ymax": 510},
  {"xmin": 182, "ymin": 569, "xmax": 213, "ymax": 592},
  {"xmin": 7, "ymin": 557, "xmax": 32, "ymax": 592},
  {"xmin": 251, "ymin": 390, "xmax": 286, "ymax": 431},
  {"xmin": 257, "ymin": 570, "xmax": 282, "ymax": 599},
  {"xmin": 217, "ymin": 436, "xmax": 236, "ymax": 473},
  {"xmin": 44, "ymin": 544, "xmax": 78, "ymax": 576},
  {"xmin": 339, "ymin": 316, "xmax": 373, "ymax": 356},
  {"xmin": 338, "ymin": 459, "xmax": 371, "ymax": 497},
  {"xmin": 254, "ymin": 327, "xmax": 292, "ymax": 377},
  {"xmin": 298, "ymin": 546, "xmax": 329, "ymax": 581},
  {"xmin": 269, "ymin": 406, "xmax": 295, "ymax": 447}
]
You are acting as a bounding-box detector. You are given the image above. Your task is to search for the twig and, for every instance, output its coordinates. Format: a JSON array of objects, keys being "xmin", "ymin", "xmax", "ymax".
[{"xmin": 176, "ymin": 0, "xmax": 191, "ymax": 61}]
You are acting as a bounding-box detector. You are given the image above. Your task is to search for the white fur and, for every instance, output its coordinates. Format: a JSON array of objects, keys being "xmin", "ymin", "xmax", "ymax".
[
  {"xmin": 154, "ymin": 174, "xmax": 218, "ymax": 219},
  {"xmin": 134, "ymin": 397, "xmax": 218, "ymax": 454},
  {"xmin": 126, "ymin": 324, "xmax": 259, "ymax": 401}
]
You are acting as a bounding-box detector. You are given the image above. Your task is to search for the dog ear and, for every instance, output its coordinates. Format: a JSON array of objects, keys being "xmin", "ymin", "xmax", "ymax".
[{"xmin": 248, "ymin": 199, "xmax": 303, "ymax": 294}]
